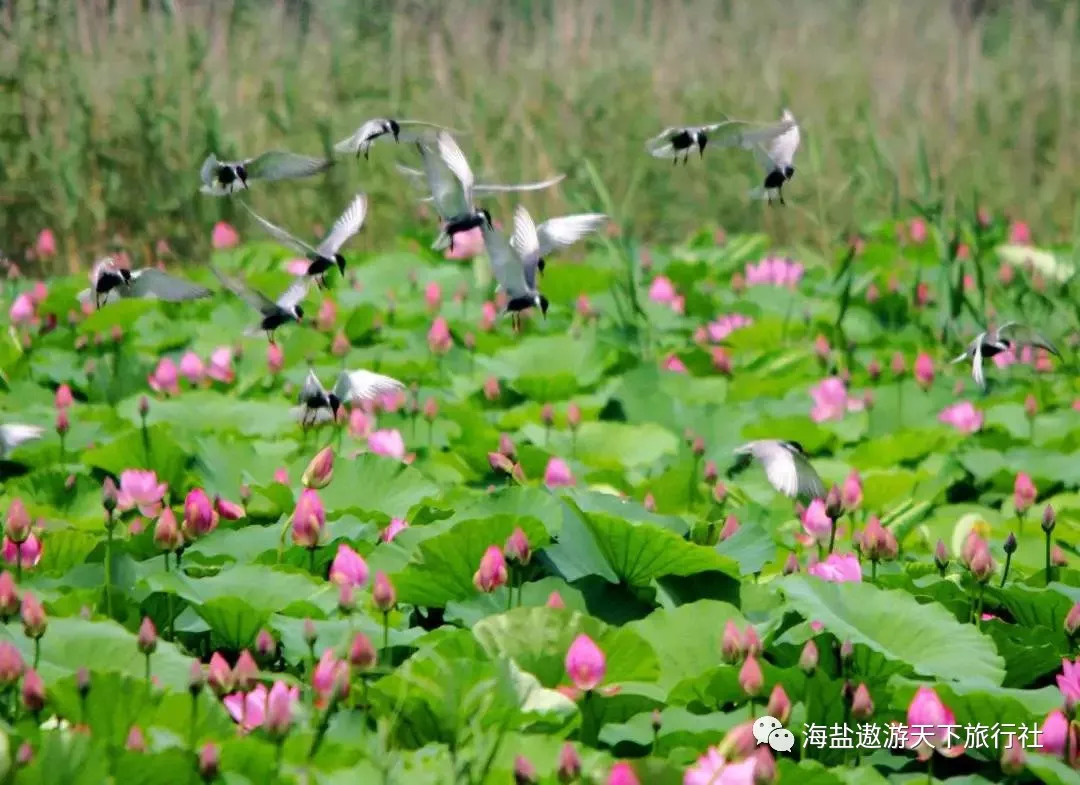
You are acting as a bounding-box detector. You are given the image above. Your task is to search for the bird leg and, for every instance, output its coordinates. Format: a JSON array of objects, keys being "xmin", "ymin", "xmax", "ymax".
[{"xmin": 266, "ymin": 330, "xmax": 276, "ymax": 344}]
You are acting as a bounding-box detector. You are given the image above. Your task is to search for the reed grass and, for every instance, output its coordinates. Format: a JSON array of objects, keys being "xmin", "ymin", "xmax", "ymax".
[{"xmin": 2, "ymin": 0, "xmax": 1080, "ymax": 276}]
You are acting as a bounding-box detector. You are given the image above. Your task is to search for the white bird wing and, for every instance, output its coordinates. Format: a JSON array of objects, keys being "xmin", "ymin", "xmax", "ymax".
[
  {"xmin": 299, "ymin": 369, "xmax": 327, "ymax": 403},
  {"xmin": 997, "ymin": 322, "xmax": 1061, "ymax": 356},
  {"xmin": 276, "ymin": 277, "xmax": 310, "ymax": 312},
  {"xmin": 291, "ymin": 406, "xmax": 335, "ymax": 426},
  {"xmin": 761, "ymin": 112, "xmax": 801, "ymax": 170},
  {"xmin": 512, "ymin": 205, "xmax": 543, "ymax": 291},
  {"xmin": 645, "ymin": 127, "xmax": 687, "ymax": 159},
  {"xmin": 0, "ymin": 424, "xmax": 45, "ymax": 455},
  {"xmin": 791, "ymin": 452, "xmax": 826, "ymax": 500},
  {"xmin": 246, "ymin": 151, "xmax": 333, "ymax": 183},
  {"xmin": 971, "ymin": 341, "xmax": 986, "ymax": 391},
  {"xmin": 333, "ymin": 369, "xmax": 406, "ymax": 404},
  {"xmin": 759, "ymin": 446, "xmax": 801, "ymax": 497},
  {"xmin": 199, "ymin": 154, "xmax": 219, "ymax": 187},
  {"xmin": 333, "ymin": 119, "xmax": 387, "ymax": 155},
  {"xmin": 316, "ymin": 193, "xmax": 367, "ymax": 257},
  {"xmin": 210, "ymin": 265, "xmax": 278, "ymax": 315},
  {"xmin": 533, "ymin": 213, "xmax": 609, "ymax": 257},
  {"xmin": 482, "ymin": 223, "xmax": 528, "ymax": 297},
  {"xmin": 241, "ymin": 202, "xmax": 319, "ymax": 258},
  {"xmin": 413, "ymin": 140, "xmax": 470, "ymax": 220},
  {"xmin": 436, "ymin": 131, "xmax": 475, "ymax": 207},
  {"xmin": 127, "ymin": 269, "xmax": 212, "ymax": 301},
  {"xmin": 471, "ymin": 173, "xmax": 566, "ymax": 196}
]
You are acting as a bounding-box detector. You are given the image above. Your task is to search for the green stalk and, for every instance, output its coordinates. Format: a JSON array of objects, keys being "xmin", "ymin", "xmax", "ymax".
[
  {"xmin": 999, "ymin": 551, "xmax": 1013, "ymax": 588},
  {"xmin": 104, "ymin": 520, "xmax": 114, "ymax": 618},
  {"xmin": 189, "ymin": 693, "xmax": 198, "ymax": 752},
  {"xmin": 381, "ymin": 611, "xmax": 390, "ymax": 667},
  {"xmin": 827, "ymin": 518, "xmax": 838, "ymax": 555},
  {"xmin": 33, "ymin": 638, "xmax": 39, "ymax": 670},
  {"xmin": 1045, "ymin": 530, "xmax": 1053, "ymax": 586}
]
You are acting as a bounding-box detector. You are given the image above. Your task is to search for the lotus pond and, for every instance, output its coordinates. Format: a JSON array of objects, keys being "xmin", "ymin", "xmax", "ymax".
[{"xmin": 1, "ymin": 212, "xmax": 1079, "ymax": 784}]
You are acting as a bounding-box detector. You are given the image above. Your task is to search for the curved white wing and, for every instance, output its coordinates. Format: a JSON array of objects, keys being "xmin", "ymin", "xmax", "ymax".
[
  {"xmin": 471, "ymin": 173, "xmax": 566, "ymax": 196},
  {"xmin": 246, "ymin": 151, "xmax": 333, "ymax": 183},
  {"xmin": 276, "ymin": 278, "xmax": 310, "ymax": 312},
  {"xmin": 0, "ymin": 424, "xmax": 45, "ymax": 455},
  {"xmin": 210, "ymin": 265, "xmax": 278, "ymax": 315},
  {"xmin": 512, "ymin": 206, "xmax": 541, "ymax": 291},
  {"xmin": 127, "ymin": 269, "xmax": 212, "ymax": 301},
  {"xmin": 436, "ymin": 131, "xmax": 475, "ymax": 207},
  {"xmin": 199, "ymin": 154, "xmax": 220, "ymax": 187},
  {"xmin": 971, "ymin": 342, "xmax": 986, "ymax": 391},
  {"xmin": 316, "ymin": 193, "xmax": 367, "ymax": 257},
  {"xmin": 334, "ymin": 119, "xmax": 387, "ymax": 155},
  {"xmin": 481, "ymin": 223, "xmax": 528, "ymax": 297},
  {"xmin": 415, "ymin": 140, "xmax": 469, "ymax": 220},
  {"xmin": 534, "ymin": 213, "xmax": 608, "ymax": 257},
  {"xmin": 332, "ymin": 369, "xmax": 405, "ymax": 403},
  {"xmin": 762, "ymin": 111, "xmax": 801, "ymax": 170},
  {"xmin": 299, "ymin": 369, "xmax": 326, "ymax": 404},
  {"xmin": 241, "ymin": 202, "xmax": 318, "ymax": 258}
]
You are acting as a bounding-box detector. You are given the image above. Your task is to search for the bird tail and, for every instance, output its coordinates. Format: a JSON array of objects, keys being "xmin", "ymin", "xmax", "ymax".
[
  {"xmin": 948, "ymin": 352, "xmax": 969, "ymax": 365},
  {"xmin": 748, "ymin": 186, "xmax": 769, "ymax": 201},
  {"xmin": 242, "ymin": 326, "xmax": 263, "ymax": 338},
  {"xmin": 431, "ymin": 230, "xmax": 451, "ymax": 251}
]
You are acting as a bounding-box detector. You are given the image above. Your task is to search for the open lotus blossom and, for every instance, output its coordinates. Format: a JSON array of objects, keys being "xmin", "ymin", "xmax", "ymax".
[
  {"xmin": 444, "ymin": 226, "xmax": 484, "ymax": 260},
  {"xmin": 808, "ymin": 553, "xmax": 862, "ymax": 583},
  {"xmin": 381, "ymin": 518, "xmax": 408, "ymax": 543},
  {"xmin": 116, "ymin": 470, "xmax": 167, "ymax": 517},
  {"xmin": 1058, "ymin": 657, "xmax": 1080, "ymax": 712},
  {"xmin": 607, "ymin": 763, "xmax": 641, "ymax": 785},
  {"xmin": 9, "ymin": 293, "xmax": 35, "ymax": 326},
  {"xmin": 565, "ymin": 634, "xmax": 606, "ymax": 691},
  {"xmin": 938, "ymin": 401, "xmax": 983, "ymax": 434},
  {"xmin": 368, "ymin": 429, "xmax": 406, "ymax": 461},
  {"xmin": 543, "ymin": 457, "xmax": 575, "ymax": 488},
  {"xmin": 211, "ymin": 221, "xmax": 239, "ymax": 250},
  {"xmin": 2, "ymin": 534, "xmax": 42, "ymax": 569},
  {"xmin": 207, "ymin": 347, "xmax": 235, "ymax": 384},
  {"xmin": 148, "ymin": 357, "xmax": 180, "ymax": 396},
  {"xmin": 329, "ymin": 544, "xmax": 368, "ymax": 588},
  {"xmin": 648, "ymin": 275, "xmax": 678, "ymax": 306},
  {"xmin": 906, "ymin": 686, "xmax": 965, "ymax": 760},
  {"xmin": 428, "ymin": 316, "xmax": 452, "ymax": 354},
  {"xmin": 683, "ymin": 749, "xmax": 757, "ymax": 785},
  {"xmin": 745, "ymin": 256, "xmax": 804, "ymax": 288},
  {"xmin": 707, "ymin": 314, "xmax": 753, "ymax": 342},
  {"xmin": 178, "ymin": 352, "xmax": 205, "ymax": 385},
  {"xmin": 809, "ymin": 377, "xmax": 864, "ymax": 422},
  {"xmin": 801, "ymin": 499, "xmax": 833, "ymax": 543},
  {"xmin": 224, "ymin": 682, "xmax": 299, "ymax": 733},
  {"xmin": 1040, "ymin": 709, "xmax": 1079, "ymax": 766}
]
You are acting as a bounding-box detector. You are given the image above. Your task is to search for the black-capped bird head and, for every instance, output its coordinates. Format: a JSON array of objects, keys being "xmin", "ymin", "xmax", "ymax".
[
  {"xmin": 478, "ymin": 207, "xmax": 494, "ymax": 229},
  {"xmin": 293, "ymin": 304, "xmax": 305, "ymax": 320},
  {"xmin": 389, "ymin": 119, "xmax": 401, "ymax": 140},
  {"xmin": 328, "ymin": 393, "xmax": 342, "ymax": 418},
  {"xmin": 537, "ymin": 294, "xmax": 549, "ymax": 319},
  {"xmin": 235, "ymin": 164, "xmax": 249, "ymax": 187},
  {"xmin": 334, "ymin": 253, "xmax": 347, "ymax": 276},
  {"xmin": 783, "ymin": 440, "xmax": 806, "ymax": 455},
  {"xmin": 537, "ymin": 257, "xmax": 547, "ymax": 274},
  {"xmin": 784, "ymin": 165, "xmax": 795, "ymax": 180}
]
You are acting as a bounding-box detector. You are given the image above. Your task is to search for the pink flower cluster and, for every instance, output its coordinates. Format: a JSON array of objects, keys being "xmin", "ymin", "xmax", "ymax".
[
  {"xmin": 809, "ymin": 377, "xmax": 865, "ymax": 422},
  {"xmin": 648, "ymin": 276, "xmax": 684, "ymax": 314},
  {"xmin": 8, "ymin": 282, "xmax": 49, "ymax": 327},
  {"xmin": 149, "ymin": 347, "xmax": 237, "ymax": 395},
  {"xmin": 706, "ymin": 314, "xmax": 753, "ymax": 342},
  {"xmin": 744, "ymin": 256, "xmax": 804, "ymax": 288}
]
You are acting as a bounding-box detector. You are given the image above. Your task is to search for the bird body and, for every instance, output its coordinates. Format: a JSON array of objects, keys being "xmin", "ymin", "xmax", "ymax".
[
  {"xmin": 482, "ymin": 205, "xmax": 549, "ymax": 331},
  {"xmin": 732, "ymin": 439, "xmax": 825, "ymax": 500},
  {"xmin": 78, "ymin": 257, "xmax": 211, "ymax": 309},
  {"xmin": 296, "ymin": 368, "xmax": 405, "ymax": 426},
  {"xmin": 646, "ymin": 122, "xmax": 735, "ymax": 163},
  {"xmin": 211, "ymin": 266, "xmax": 310, "ymax": 344},
  {"xmin": 199, "ymin": 151, "xmax": 332, "ymax": 196},
  {"xmin": 0, "ymin": 424, "xmax": 45, "ymax": 458},
  {"xmin": 509, "ymin": 212, "xmax": 609, "ymax": 274},
  {"xmin": 950, "ymin": 321, "xmax": 1060, "ymax": 390},
  {"xmin": 334, "ymin": 118, "xmax": 457, "ymax": 159}
]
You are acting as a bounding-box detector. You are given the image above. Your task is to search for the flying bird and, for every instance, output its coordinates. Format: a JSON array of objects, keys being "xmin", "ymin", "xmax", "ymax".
[
  {"xmin": 950, "ymin": 321, "xmax": 1061, "ymax": 391},
  {"xmin": 714, "ymin": 110, "xmax": 801, "ymax": 205},
  {"xmin": 0, "ymin": 424, "xmax": 45, "ymax": 458},
  {"xmin": 399, "ymin": 130, "xmax": 565, "ymax": 252},
  {"xmin": 77, "ymin": 257, "xmax": 212, "ymax": 309},
  {"xmin": 509, "ymin": 212, "xmax": 609, "ymax": 275},
  {"xmin": 731, "ymin": 440, "xmax": 826, "ymax": 501},
  {"xmin": 333, "ymin": 118, "xmax": 457, "ymax": 159},
  {"xmin": 645, "ymin": 121, "xmax": 740, "ymax": 164},
  {"xmin": 295, "ymin": 368, "xmax": 406, "ymax": 427},
  {"xmin": 199, "ymin": 151, "xmax": 333, "ymax": 196},
  {"xmin": 211, "ymin": 266, "xmax": 310, "ymax": 344},
  {"xmin": 481, "ymin": 205, "xmax": 549, "ymax": 332},
  {"xmin": 242, "ymin": 193, "xmax": 367, "ymax": 287}
]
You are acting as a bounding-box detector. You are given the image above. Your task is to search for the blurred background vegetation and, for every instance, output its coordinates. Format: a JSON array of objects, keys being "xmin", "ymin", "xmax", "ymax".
[{"xmin": 2, "ymin": 0, "xmax": 1080, "ymax": 276}]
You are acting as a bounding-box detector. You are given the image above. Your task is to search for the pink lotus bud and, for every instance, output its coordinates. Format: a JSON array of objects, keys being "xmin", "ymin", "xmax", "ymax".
[
  {"xmin": 721, "ymin": 620, "xmax": 743, "ymax": 663},
  {"xmin": 0, "ymin": 572, "xmax": 19, "ymax": 619},
  {"xmin": 801, "ymin": 499, "xmax": 832, "ymax": 544},
  {"xmin": 543, "ymin": 458, "xmax": 575, "ymax": 488},
  {"xmin": 35, "ymin": 228, "xmax": 57, "ymax": 258},
  {"xmin": 312, "ymin": 649, "xmax": 350, "ymax": 706},
  {"xmin": 711, "ymin": 347, "xmax": 732, "ymax": 375},
  {"xmin": 504, "ymin": 527, "xmax": 531, "ymax": 565},
  {"xmin": 211, "ymin": 221, "xmax": 239, "ymax": 249},
  {"xmin": 422, "ymin": 397, "xmax": 438, "ymax": 422},
  {"xmin": 607, "ymin": 762, "xmax": 639, "ymax": 785},
  {"xmin": 15, "ymin": 742, "xmax": 32, "ymax": 768},
  {"xmin": 262, "ymin": 681, "xmax": 296, "ymax": 740},
  {"xmin": 841, "ymin": 471, "xmax": 862, "ymax": 510},
  {"xmin": 138, "ymin": 395, "xmax": 150, "ymax": 417},
  {"xmin": 643, "ymin": 493, "xmax": 656, "ymax": 512},
  {"xmin": 330, "ymin": 330, "xmax": 350, "ymax": 356},
  {"xmin": 302, "ymin": 619, "xmax": 318, "ymax": 648},
  {"xmin": 348, "ymin": 632, "xmax": 377, "ymax": 670},
  {"xmin": 329, "ymin": 544, "xmax": 368, "ymax": 588},
  {"xmin": 567, "ymin": 403, "xmax": 581, "ymax": 430},
  {"xmin": 851, "ymin": 682, "xmax": 874, "ymax": 719},
  {"xmin": 153, "ymin": 509, "xmax": 182, "ymax": 552},
  {"xmin": 183, "ymin": 488, "xmax": 218, "ymax": 539},
  {"xmin": 840, "ymin": 639, "xmax": 855, "ymax": 661},
  {"xmin": 137, "ymin": 616, "xmax": 157, "ymax": 655},
  {"xmin": 21, "ymin": 668, "xmax": 44, "ymax": 712},
  {"xmin": 1065, "ymin": 602, "xmax": 1080, "ymax": 637},
  {"xmin": 557, "ymin": 742, "xmax": 581, "ymax": 783},
  {"xmin": 565, "ymin": 634, "xmax": 605, "ymax": 691},
  {"xmin": 753, "ymin": 747, "xmax": 776, "ymax": 785},
  {"xmin": 934, "ymin": 539, "xmax": 949, "ymax": 572},
  {"xmin": 54, "ymin": 384, "xmax": 73, "ymax": 410},
  {"xmin": 968, "ymin": 543, "xmax": 994, "ymax": 582},
  {"xmin": 373, "ymin": 571, "xmax": 396, "ymax": 612},
  {"xmin": 738, "ymin": 654, "xmax": 763, "ymax": 696},
  {"xmin": 4, "ymin": 499, "xmax": 31, "ymax": 544},
  {"xmin": 483, "ymin": 376, "xmax": 501, "ymax": 401},
  {"xmin": 541, "ymin": 403, "xmax": 554, "ymax": 426},
  {"xmin": 766, "ymin": 684, "xmax": 791, "ymax": 723},
  {"xmin": 825, "ymin": 485, "xmax": 844, "ymax": 520},
  {"xmin": 188, "ymin": 660, "xmax": 204, "ymax": 696},
  {"xmin": 381, "ymin": 518, "xmax": 408, "ymax": 543},
  {"xmin": 473, "ymin": 545, "xmax": 509, "ymax": 593},
  {"xmin": 890, "ymin": 351, "xmax": 906, "ymax": 377},
  {"xmin": 316, "ymin": 298, "xmax": 337, "ymax": 331},
  {"xmin": 1052, "ymin": 545, "xmax": 1068, "ymax": 567},
  {"xmin": 867, "ymin": 358, "xmax": 881, "ymax": 381},
  {"xmin": 497, "ymin": 433, "xmax": 516, "ymax": 459},
  {"xmin": 713, "ymin": 482, "xmax": 727, "ymax": 503},
  {"xmin": 198, "ymin": 742, "xmax": 220, "ymax": 780},
  {"xmin": 1042, "ymin": 504, "xmax": 1056, "ymax": 533},
  {"xmin": 339, "ymin": 583, "xmax": 356, "ymax": 613},
  {"xmin": 302, "ymin": 446, "xmax": 335, "ymax": 490},
  {"xmin": 231, "ymin": 650, "xmax": 257, "ymax": 692},
  {"xmin": 513, "ymin": 755, "xmax": 537, "ymax": 785},
  {"xmin": 253, "ymin": 630, "xmax": 276, "ymax": 663},
  {"xmin": 1023, "ymin": 394, "xmax": 1038, "ymax": 419},
  {"xmin": 799, "ymin": 640, "xmax": 819, "ymax": 673},
  {"xmin": 692, "ymin": 437, "xmax": 706, "ymax": 457},
  {"xmin": 546, "ymin": 591, "xmax": 565, "ymax": 609},
  {"xmin": 54, "ymin": 409, "xmax": 69, "ymax": 437},
  {"xmin": 0, "ymin": 642, "xmax": 24, "ymax": 686},
  {"xmin": 1000, "ymin": 738, "xmax": 1025, "ymax": 775},
  {"xmin": 719, "ymin": 514, "xmax": 739, "ymax": 541},
  {"xmin": 783, "ymin": 553, "xmax": 800, "ymax": 575},
  {"xmin": 20, "ymin": 591, "xmax": 46, "ymax": 639},
  {"xmin": 914, "ymin": 352, "xmax": 934, "ymax": 389},
  {"xmin": 207, "ymin": 652, "xmax": 233, "ymax": 696},
  {"xmin": 291, "ymin": 489, "xmax": 326, "ymax": 548},
  {"xmin": 427, "ymin": 315, "xmax": 452, "ymax": 354},
  {"xmin": 742, "ymin": 625, "xmax": 761, "ymax": 657},
  {"xmin": 906, "ymin": 686, "xmax": 961, "ymax": 760},
  {"xmin": 488, "ymin": 452, "xmax": 515, "ymax": 475},
  {"xmin": 126, "ymin": 725, "xmax": 146, "ymax": 753},
  {"xmin": 424, "ymin": 281, "xmax": 442, "ymax": 311},
  {"xmin": 651, "ymin": 709, "xmax": 662, "ymax": 732},
  {"xmin": 265, "ymin": 342, "xmax": 284, "ymax": 375},
  {"xmin": 1013, "ymin": 472, "xmax": 1037, "ymax": 514},
  {"xmin": 214, "ymin": 496, "xmax": 245, "ymax": 521}
]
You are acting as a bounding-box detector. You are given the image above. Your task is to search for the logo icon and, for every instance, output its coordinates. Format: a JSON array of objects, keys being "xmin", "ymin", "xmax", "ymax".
[{"xmin": 752, "ymin": 715, "xmax": 795, "ymax": 753}]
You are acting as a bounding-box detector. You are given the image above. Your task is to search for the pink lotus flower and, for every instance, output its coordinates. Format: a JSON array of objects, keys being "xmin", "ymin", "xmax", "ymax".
[
  {"xmin": 9, "ymin": 294, "xmax": 34, "ymax": 326},
  {"xmin": 117, "ymin": 470, "xmax": 167, "ymax": 517},
  {"xmin": 1040, "ymin": 709, "xmax": 1079, "ymax": 765},
  {"xmin": 291, "ymin": 489, "xmax": 326, "ymax": 548},
  {"xmin": 183, "ymin": 488, "xmax": 218, "ymax": 538},
  {"xmin": 473, "ymin": 545, "xmax": 508, "ymax": 592},
  {"xmin": 648, "ymin": 276, "xmax": 678, "ymax": 305},
  {"xmin": 483, "ymin": 376, "xmax": 501, "ymax": 401},
  {"xmin": 842, "ymin": 470, "xmax": 862, "ymax": 509},
  {"xmin": 317, "ymin": 299, "xmax": 337, "ymax": 332},
  {"xmin": 224, "ymin": 682, "xmax": 299, "ymax": 732},
  {"xmin": 424, "ymin": 281, "xmax": 442, "ymax": 311},
  {"xmin": 938, "ymin": 401, "xmax": 983, "ymax": 434},
  {"xmin": 683, "ymin": 750, "xmax": 757, "ymax": 785},
  {"xmin": 801, "ymin": 499, "xmax": 833, "ymax": 543},
  {"xmin": 368, "ymin": 429, "xmax": 406, "ymax": 461},
  {"xmin": 284, "ymin": 258, "xmax": 310, "ymax": 276},
  {"xmin": 273, "ymin": 468, "xmax": 289, "ymax": 485},
  {"xmin": 381, "ymin": 518, "xmax": 408, "ymax": 543},
  {"xmin": 2, "ymin": 534, "xmax": 42, "ymax": 569},
  {"xmin": 35, "ymin": 229, "xmax": 57, "ymax": 259},
  {"xmin": 179, "ymin": 352, "xmax": 205, "ymax": 385},
  {"xmin": 54, "ymin": 384, "xmax": 73, "ymax": 410},
  {"xmin": 576, "ymin": 294, "xmax": 595, "ymax": 319},
  {"xmin": 914, "ymin": 353, "xmax": 934, "ymax": 390},
  {"xmin": 906, "ymin": 686, "xmax": 965, "ymax": 760},
  {"xmin": 207, "ymin": 347, "xmax": 235, "ymax": 384},
  {"xmin": 266, "ymin": 343, "xmax": 284, "ymax": 374},
  {"xmin": 215, "ymin": 496, "xmax": 245, "ymax": 521},
  {"xmin": 312, "ymin": 649, "xmax": 349, "ymax": 707},
  {"xmin": 607, "ymin": 762, "xmax": 640, "ymax": 785},
  {"xmin": 745, "ymin": 256, "xmax": 804, "ymax": 288},
  {"xmin": 348, "ymin": 409, "xmax": 373, "ymax": 439},
  {"xmin": 565, "ymin": 634, "xmax": 605, "ymax": 691},
  {"xmin": 908, "ymin": 218, "xmax": 927, "ymax": 244},
  {"xmin": 808, "ymin": 553, "xmax": 862, "ymax": 583},
  {"xmin": 211, "ymin": 222, "xmax": 239, "ymax": 250},
  {"xmin": 444, "ymin": 226, "xmax": 484, "ymax": 260},
  {"xmin": 480, "ymin": 301, "xmax": 498, "ymax": 331},
  {"xmin": 331, "ymin": 331, "xmax": 350, "ymax": 356},
  {"xmin": 543, "ymin": 457, "xmax": 575, "ymax": 488},
  {"xmin": 1057, "ymin": 657, "xmax": 1080, "ymax": 712},
  {"xmin": 707, "ymin": 314, "xmax": 753, "ymax": 342},
  {"xmin": 428, "ymin": 316, "xmax": 452, "ymax": 354},
  {"xmin": 329, "ymin": 544, "xmax": 368, "ymax": 588},
  {"xmin": 148, "ymin": 357, "xmax": 180, "ymax": 396},
  {"xmin": 662, "ymin": 354, "xmax": 687, "ymax": 373},
  {"xmin": 1009, "ymin": 220, "xmax": 1031, "ymax": 245},
  {"xmin": 1013, "ymin": 472, "xmax": 1037, "ymax": 514},
  {"xmin": 810, "ymin": 377, "xmax": 859, "ymax": 422}
]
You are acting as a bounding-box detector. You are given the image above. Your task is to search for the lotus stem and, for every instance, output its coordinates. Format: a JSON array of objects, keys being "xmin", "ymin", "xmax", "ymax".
[
  {"xmin": 999, "ymin": 552, "xmax": 1012, "ymax": 588},
  {"xmin": 189, "ymin": 693, "xmax": 198, "ymax": 752},
  {"xmin": 33, "ymin": 638, "xmax": 40, "ymax": 670},
  {"xmin": 104, "ymin": 520, "xmax": 114, "ymax": 618},
  {"xmin": 1045, "ymin": 530, "xmax": 1053, "ymax": 586},
  {"xmin": 381, "ymin": 610, "xmax": 390, "ymax": 667}
]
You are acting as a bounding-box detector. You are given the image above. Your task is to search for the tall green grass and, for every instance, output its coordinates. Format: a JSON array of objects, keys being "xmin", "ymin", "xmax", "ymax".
[{"xmin": 2, "ymin": 0, "xmax": 1079, "ymax": 276}]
